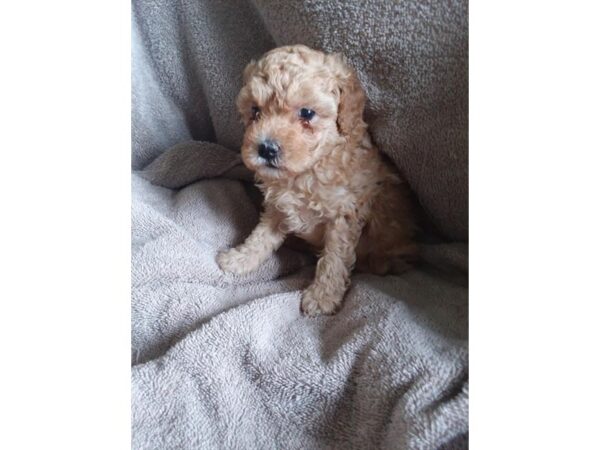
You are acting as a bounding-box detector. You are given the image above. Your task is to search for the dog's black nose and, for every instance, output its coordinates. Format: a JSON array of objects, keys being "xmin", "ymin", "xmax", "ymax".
[{"xmin": 257, "ymin": 140, "xmax": 280, "ymax": 161}]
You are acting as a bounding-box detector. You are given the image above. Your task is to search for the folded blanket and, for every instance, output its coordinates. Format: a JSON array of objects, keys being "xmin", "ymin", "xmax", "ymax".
[{"xmin": 132, "ymin": 142, "xmax": 468, "ymax": 449}]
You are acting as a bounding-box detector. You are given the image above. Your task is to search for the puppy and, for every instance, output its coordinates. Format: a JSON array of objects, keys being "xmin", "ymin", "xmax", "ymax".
[{"xmin": 217, "ymin": 45, "xmax": 416, "ymax": 316}]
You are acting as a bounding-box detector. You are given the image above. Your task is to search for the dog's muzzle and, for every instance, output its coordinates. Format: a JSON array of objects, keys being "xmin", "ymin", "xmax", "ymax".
[{"xmin": 257, "ymin": 139, "xmax": 280, "ymax": 163}]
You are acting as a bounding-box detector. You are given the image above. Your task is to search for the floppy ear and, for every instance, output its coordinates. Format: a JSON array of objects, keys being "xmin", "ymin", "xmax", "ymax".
[
  {"xmin": 327, "ymin": 54, "xmax": 367, "ymax": 143},
  {"xmin": 242, "ymin": 60, "xmax": 258, "ymax": 83},
  {"xmin": 237, "ymin": 60, "xmax": 259, "ymax": 120}
]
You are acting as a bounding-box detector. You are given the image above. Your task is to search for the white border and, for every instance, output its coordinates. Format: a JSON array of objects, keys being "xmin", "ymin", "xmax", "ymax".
[
  {"xmin": 1, "ymin": 1, "xmax": 599, "ymax": 448},
  {"xmin": 471, "ymin": 0, "xmax": 600, "ymax": 448},
  {"xmin": 0, "ymin": 2, "xmax": 130, "ymax": 449}
]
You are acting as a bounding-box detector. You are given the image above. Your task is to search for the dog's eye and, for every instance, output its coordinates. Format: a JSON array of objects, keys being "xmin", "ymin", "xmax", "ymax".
[
  {"xmin": 251, "ymin": 106, "xmax": 261, "ymax": 121},
  {"xmin": 299, "ymin": 108, "xmax": 316, "ymax": 121}
]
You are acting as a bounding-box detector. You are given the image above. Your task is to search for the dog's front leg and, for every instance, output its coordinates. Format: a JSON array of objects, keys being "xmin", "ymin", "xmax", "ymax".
[
  {"xmin": 217, "ymin": 208, "xmax": 285, "ymax": 275},
  {"xmin": 301, "ymin": 215, "xmax": 362, "ymax": 316}
]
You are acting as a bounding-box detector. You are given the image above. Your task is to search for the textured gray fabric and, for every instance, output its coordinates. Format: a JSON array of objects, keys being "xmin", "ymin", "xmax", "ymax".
[
  {"xmin": 132, "ymin": 143, "xmax": 468, "ymax": 449},
  {"xmin": 140, "ymin": 141, "xmax": 246, "ymax": 189},
  {"xmin": 132, "ymin": 1, "xmax": 468, "ymax": 448}
]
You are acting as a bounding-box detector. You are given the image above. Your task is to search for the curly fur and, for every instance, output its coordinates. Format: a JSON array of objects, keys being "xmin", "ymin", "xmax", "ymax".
[{"xmin": 217, "ymin": 45, "xmax": 416, "ymax": 316}]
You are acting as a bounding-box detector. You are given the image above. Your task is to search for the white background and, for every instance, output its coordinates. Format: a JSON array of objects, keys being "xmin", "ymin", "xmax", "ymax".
[{"xmin": 0, "ymin": 1, "xmax": 599, "ymax": 448}]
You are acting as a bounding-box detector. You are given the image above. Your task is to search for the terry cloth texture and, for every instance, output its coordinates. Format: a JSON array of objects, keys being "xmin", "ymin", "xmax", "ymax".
[{"xmin": 132, "ymin": 1, "xmax": 468, "ymax": 449}]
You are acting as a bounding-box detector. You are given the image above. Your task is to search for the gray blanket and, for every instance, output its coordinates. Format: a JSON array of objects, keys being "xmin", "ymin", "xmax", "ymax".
[{"xmin": 132, "ymin": 1, "xmax": 468, "ymax": 449}]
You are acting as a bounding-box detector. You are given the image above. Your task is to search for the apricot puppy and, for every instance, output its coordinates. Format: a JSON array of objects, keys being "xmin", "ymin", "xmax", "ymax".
[{"xmin": 217, "ymin": 45, "xmax": 416, "ymax": 316}]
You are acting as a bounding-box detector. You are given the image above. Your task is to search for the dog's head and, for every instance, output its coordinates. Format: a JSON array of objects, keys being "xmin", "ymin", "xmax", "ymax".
[{"xmin": 237, "ymin": 45, "xmax": 367, "ymax": 179}]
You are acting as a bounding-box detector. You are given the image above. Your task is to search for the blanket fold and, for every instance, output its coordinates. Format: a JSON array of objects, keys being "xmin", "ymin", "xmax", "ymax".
[{"xmin": 140, "ymin": 141, "xmax": 250, "ymax": 189}]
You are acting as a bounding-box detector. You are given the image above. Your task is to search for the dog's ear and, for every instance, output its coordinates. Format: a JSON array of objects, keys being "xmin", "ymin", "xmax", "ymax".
[
  {"xmin": 237, "ymin": 60, "xmax": 259, "ymax": 120},
  {"xmin": 242, "ymin": 60, "xmax": 258, "ymax": 83},
  {"xmin": 327, "ymin": 54, "xmax": 367, "ymax": 143}
]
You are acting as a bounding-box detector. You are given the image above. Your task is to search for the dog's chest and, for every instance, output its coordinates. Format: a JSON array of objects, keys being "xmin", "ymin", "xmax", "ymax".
[{"xmin": 271, "ymin": 182, "xmax": 355, "ymax": 234}]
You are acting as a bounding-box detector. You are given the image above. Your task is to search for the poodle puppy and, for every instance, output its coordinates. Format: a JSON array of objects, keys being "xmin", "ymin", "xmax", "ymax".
[{"xmin": 217, "ymin": 45, "xmax": 416, "ymax": 316}]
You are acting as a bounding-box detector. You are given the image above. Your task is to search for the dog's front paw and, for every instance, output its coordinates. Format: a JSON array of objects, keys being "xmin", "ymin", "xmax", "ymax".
[
  {"xmin": 216, "ymin": 248, "xmax": 256, "ymax": 275},
  {"xmin": 300, "ymin": 284, "xmax": 341, "ymax": 317}
]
